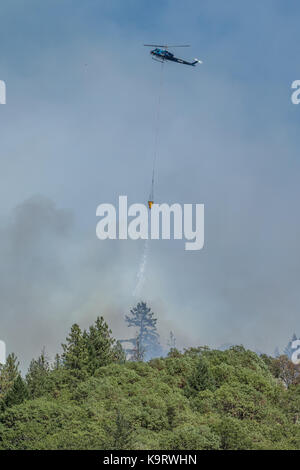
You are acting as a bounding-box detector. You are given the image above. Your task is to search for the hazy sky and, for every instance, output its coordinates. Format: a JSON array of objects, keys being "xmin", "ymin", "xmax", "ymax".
[{"xmin": 1, "ymin": 0, "xmax": 300, "ymax": 369}]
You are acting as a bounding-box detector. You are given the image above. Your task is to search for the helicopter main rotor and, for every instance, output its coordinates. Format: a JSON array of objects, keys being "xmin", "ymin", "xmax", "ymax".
[{"xmin": 144, "ymin": 44, "xmax": 190, "ymax": 49}]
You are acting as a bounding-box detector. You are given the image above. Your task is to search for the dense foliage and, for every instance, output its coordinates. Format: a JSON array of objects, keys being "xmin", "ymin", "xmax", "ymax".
[{"xmin": 0, "ymin": 316, "xmax": 300, "ymax": 450}]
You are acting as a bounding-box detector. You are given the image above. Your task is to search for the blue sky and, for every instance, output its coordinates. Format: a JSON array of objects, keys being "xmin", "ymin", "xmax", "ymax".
[{"xmin": 0, "ymin": 0, "xmax": 300, "ymax": 368}]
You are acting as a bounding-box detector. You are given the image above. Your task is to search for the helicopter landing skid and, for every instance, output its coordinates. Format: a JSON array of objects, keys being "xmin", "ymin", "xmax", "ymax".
[{"xmin": 152, "ymin": 57, "xmax": 165, "ymax": 64}]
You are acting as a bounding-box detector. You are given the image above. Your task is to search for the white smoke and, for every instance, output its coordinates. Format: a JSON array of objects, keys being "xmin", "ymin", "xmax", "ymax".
[{"xmin": 132, "ymin": 239, "xmax": 149, "ymax": 298}]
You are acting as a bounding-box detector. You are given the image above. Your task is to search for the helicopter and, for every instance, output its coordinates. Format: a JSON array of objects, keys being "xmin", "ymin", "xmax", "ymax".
[{"xmin": 144, "ymin": 44, "xmax": 202, "ymax": 66}]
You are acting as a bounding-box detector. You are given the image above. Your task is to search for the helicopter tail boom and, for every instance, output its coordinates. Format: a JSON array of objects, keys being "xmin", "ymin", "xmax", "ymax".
[{"xmin": 192, "ymin": 58, "xmax": 203, "ymax": 66}]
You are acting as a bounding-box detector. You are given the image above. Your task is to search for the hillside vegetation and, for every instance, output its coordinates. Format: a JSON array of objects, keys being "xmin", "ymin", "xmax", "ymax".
[{"xmin": 0, "ymin": 317, "xmax": 300, "ymax": 450}]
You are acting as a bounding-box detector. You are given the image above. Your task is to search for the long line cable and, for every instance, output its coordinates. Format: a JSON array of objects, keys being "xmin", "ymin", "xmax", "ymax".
[
  {"xmin": 150, "ymin": 60, "xmax": 165, "ymax": 202},
  {"xmin": 133, "ymin": 60, "xmax": 165, "ymax": 298}
]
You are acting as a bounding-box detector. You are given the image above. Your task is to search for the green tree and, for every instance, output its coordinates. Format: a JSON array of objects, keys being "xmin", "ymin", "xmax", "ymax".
[
  {"xmin": 185, "ymin": 356, "xmax": 216, "ymax": 396},
  {"xmin": 4, "ymin": 375, "xmax": 29, "ymax": 408},
  {"xmin": 112, "ymin": 341, "xmax": 126, "ymax": 364},
  {"xmin": 53, "ymin": 353, "xmax": 62, "ymax": 370},
  {"xmin": 0, "ymin": 353, "xmax": 20, "ymax": 402},
  {"xmin": 26, "ymin": 349, "xmax": 50, "ymax": 398},
  {"xmin": 86, "ymin": 316, "xmax": 115, "ymax": 374},
  {"xmin": 107, "ymin": 409, "xmax": 134, "ymax": 450},
  {"xmin": 61, "ymin": 324, "xmax": 89, "ymax": 375}
]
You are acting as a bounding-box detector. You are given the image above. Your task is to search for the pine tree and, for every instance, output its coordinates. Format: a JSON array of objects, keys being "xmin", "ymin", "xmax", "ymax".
[
  {"xmin": 166, "ymin": 405, "xmax": 177, "ymax": 430},
  {"xmin": 112, "ymin": 341, "xmax": 126, "ymax": 364},
  {"xmin": 4, "ymin": 375, "xmax": 29, "ymax": 408},
  {"xmin": 26, "ymin": 348, "xmax": 50, "ymax": 398},
  {"xmin": 53, "ymin": 353, "xmax": 62, "ymax": 370},
  {"xmin": 125, "ymin": 302, "xmax": 162, "ymax": 361},
  {"xmin": 185, "ymin": 356, "xmax": 216, "ymax": 396},
  {"xmin": 86, "ymin": 316, "xmax": 115, "ymax": 374},
  {"xmin": 108, "ymin": 409, "xmax": 134, "ymax": 450},
  {"xmin": 0, "ymin": 353, "xmax": 20, "ymax": 401},
  {"xmin": 61, "ymin": 324, "xmax": 89, "ymax": 374}
]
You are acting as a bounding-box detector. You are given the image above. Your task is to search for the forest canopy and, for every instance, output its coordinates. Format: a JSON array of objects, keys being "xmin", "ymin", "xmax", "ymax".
[{"xmin": 0, "ymin": 309, "xmax": 300, "ymax": 450}]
